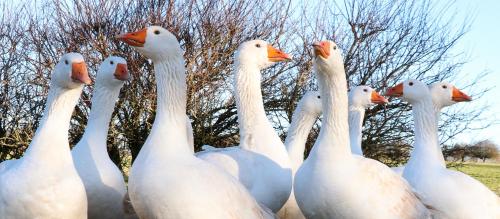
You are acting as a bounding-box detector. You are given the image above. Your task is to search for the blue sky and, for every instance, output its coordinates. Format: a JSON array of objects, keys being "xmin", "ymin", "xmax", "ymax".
[{"xmin": 448, "ymin": 0, "xmax": 500, "ymax": 145}]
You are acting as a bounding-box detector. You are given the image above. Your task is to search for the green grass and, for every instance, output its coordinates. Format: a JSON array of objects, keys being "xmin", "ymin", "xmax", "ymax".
[{"xmin": 450, "ymin": 162, "xmax": 500, "ymax": 195}]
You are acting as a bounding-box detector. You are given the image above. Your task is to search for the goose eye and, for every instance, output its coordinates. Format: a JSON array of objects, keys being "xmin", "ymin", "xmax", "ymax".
[
  {"xmin": 64, "ymin": 60, "xmax": 69, "ymax": 65},
  {"xmin": 110, "ymin": 61, "xmax": 114, "ymax": 65},
  {"xmin": 255, "ymin": 43, "xmax": 261, "ymax": 48},
  {"xmin": 317, "ymin": 95, "xmax": 321, "ymax": 99},
  {"xmin": 363, "ymin": 89, "xmax": 368, "ymax": 92},
  {"xmin": 333, "ymin": 46, "xmax": 337, "ymax": 50},
  {"xmin": 154, "ymin": 30, "xmax": 160, "ymax": 35},
  {"xmin": 442, "ymin": 85, "xmax": 447, "ymax": 89},
  {"xmin": 409, "ymin": 82, "xmax": 414, "ymax": 86}
]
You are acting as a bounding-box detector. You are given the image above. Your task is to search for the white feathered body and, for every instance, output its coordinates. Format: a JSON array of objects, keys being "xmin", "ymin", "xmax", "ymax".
[
  {"xmin": 404, "ymin": 162, "xmax": 500, "ymax": 219},
  {"xmin": 129, "ymin": 134, "xmax": 274, "ymax": 219},
  {"xmin": 0, "ymin": 140, "xmax": 87, "ymax": 219},
  {"xmin": 197, "ymin": 127, "xmax": 292, "ymax": 212},
  {"xmin": 72, "ymin": 138, "xmax": 127, "ymax": 219},
  {"xmin": 295, "ymin": 143, "xmax": 430, "ymax": 219}
]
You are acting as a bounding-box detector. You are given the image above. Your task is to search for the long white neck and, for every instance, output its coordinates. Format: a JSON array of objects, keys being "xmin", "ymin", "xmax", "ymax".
[
  {"xmin": 433, "ymin": 104, "xmax": 447, "ymax": 161},
  {"xmin": 79, "ymin": 83, "xmax": 122, "ymax": 154},
  {"xmin": 433, "ymin": 105, "xmax": 441, "ymax": 121},
  {"xmin": 348, "ymin": 107, "xmax": 365, "ymax": 156},
  {"xmin": 144, "ymin": 55, "xmax": 191, "ymax": 155},
  {"xmin": 234, "ymin": 62, "xmax": 272, "ymax": 149},
  {"xmin": 407, "ymin": 98, "xmax": 445, "ymax": 169},
  {"xmin": 285, "ymin": 107, "xmax": 319, "ymax": 171},
  {"xmin": 312, "ymin": 61, "xmax": 351, "ymax": 159},
  {"xmin": 24, "ymin": 85, "xmax": 83, "ymax": 163}
]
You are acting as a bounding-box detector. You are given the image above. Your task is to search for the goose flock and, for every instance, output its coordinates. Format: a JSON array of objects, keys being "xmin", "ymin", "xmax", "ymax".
[{"xmin": 0, "ymin": 25, "xmax": 498, "ymax": 219}]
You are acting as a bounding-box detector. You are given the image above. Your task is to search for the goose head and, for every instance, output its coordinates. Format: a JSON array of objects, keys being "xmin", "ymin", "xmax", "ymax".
[
  {"xmin": 234, "ymin": 39, "xmax": 291, "ymax": 69},
  {"xmin": 117, "ymin": 26, "xmax": 182, "ymax": 60},
  {"xmin": 96, "ymin": 56, "xmax": 129, "ymax": 88},
  {"xmin": 298, "ymin": 91, "xmax": 322, "ymax": 116},
  {"xmin": 429, "ymin": 82, "xmax": 472, "ymax": 108},
  {"xmin": 53, "ymin": 53, "xmax": 91, "ymax": 89},
  {"xmin": 349, "ymin": 85, "xmax": 388, "ymax": 109},
  {"xmin": 312, "ymin": 40, "xmax": 344, "ymax": 74},
  {"xmin": 385, "ymin": 79, "xmax": 430, "ymax": 103}
]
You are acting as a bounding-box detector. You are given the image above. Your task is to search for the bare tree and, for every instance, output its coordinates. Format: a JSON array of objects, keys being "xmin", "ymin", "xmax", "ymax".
[
  {"xmin": 443, "ymin": 143, "xmax": 470, "ymax": 162},
  {"xmin": 0, "ymin": 3, "xmax": 39, "ymax": 161},
  {"xmin": 0, "ymin": 0, "xmax": 492, "ymax": 170},
  {"xmin": 470, "ymin": 140, "xmax": 499, "ymax": 162}
]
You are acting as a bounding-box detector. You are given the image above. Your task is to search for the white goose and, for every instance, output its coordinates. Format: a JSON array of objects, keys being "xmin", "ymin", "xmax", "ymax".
[
  {"xmin": 348, "ymin": 86, "xmax": 388, "ymax": 156},
  {"xmin": 196, "ymin": 40, "xmax": 293, "ymax": 212},
  {"xmin": 347, "ymin": 86, "xmax": 408, "ymax": 175},
  {"xmin": 390, "ymin": 81, "xmax": 473, "ymax": 175},
  {"xmin": 293, "ymin": 41, "xmax": 430, "ymax": 218},
  {"xmin": 386, "ymin": 80, "xmax": 500, "ymax": 218},
  {"xmin": 71, "ymin": 56, "xmax": 129, "ymax": 219},
  {"xmin": 117, "ymin": 26, "xmax": 275, "ymax": 219},
  {"xmin": 278, "ymin": 91, "xmax": 322, "ymax": 219},
  {"xmin": 0, "ymin": 53, "xmax": 89, "ymax": 218},
  {"xmin": 278, "ymin": 87, "xmax": 387, "ymax": 219},
  {"xmin": 283, "ymin": 91, "xmax": 322, "ymax": 175}
]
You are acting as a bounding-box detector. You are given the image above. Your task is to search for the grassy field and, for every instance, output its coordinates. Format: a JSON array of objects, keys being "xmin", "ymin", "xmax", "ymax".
[{"xmin": 450, "ymin": 162, "xmax": 500, "ymax": 195}]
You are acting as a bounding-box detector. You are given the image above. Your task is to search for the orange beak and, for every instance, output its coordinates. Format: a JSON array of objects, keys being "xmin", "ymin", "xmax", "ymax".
[
  {"xmin": 371, "ymin": 90, "xmax": 388, "ymax": 104},
  {"xmin": 116, "ymin": 28, "xmax": 147, "ymax": 47},
  {"xmin": 312, "ymin": 41, "xmax": 330, "ymax": 58},
  {"xmin": 451, "ymin": 86, "xmax": 472, "ymax": 102},
  {"xmin": 385, "ymin": 83, "xmax": 404, "ymax": 97},
  {"xmin": 71, "ymin": 62, "xmax": 91, "ymax": 85},
  {"xmin": 267, "ymin": 45, "xmax": 291, "ymax": 62},
  {"xmin": 114, "ymin": 63, "xmax": 129, "ymax": 81}
]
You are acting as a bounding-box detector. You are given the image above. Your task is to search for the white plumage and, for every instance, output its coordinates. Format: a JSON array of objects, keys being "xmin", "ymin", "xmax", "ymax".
[
  {"xmin": 197, "ymin": 40, "xmax": 293, "ymax": 213},
  {"xmin": 387, "ymin": 80, "xmax": 500, "ymax": 219},
  {"xmin": 294, "ymin": 41, "xmax": 430, "ymax": 219},
  {"xmin": 72, "ymin": 56, "xmax": 129, "ymax": 219},
  {"xmin": 0, "ymin": 53, "xmax": 89, "ymax": 218},
  {"xmin": 118, "ymin": 26, "xmax": 276, "ymax": 219}
]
